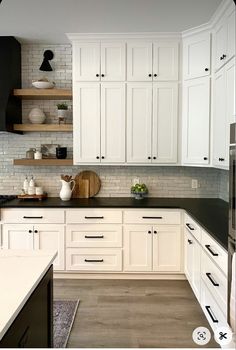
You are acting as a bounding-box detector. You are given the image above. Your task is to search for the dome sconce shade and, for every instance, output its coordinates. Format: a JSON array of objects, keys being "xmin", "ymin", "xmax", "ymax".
[{"xmin": 39, "ymin": 50, "xmax": 54, "ymax": 71}]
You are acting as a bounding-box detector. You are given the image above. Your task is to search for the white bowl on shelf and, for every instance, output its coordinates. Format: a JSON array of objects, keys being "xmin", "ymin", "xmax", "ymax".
[{"xmin": 32, "ymin": 81, "xmax": 55, "ymax": 89}]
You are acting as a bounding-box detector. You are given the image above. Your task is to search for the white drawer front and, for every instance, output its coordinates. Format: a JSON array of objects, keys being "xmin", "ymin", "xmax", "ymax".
[
  {"xmin": 202, "ymin": 229, "xmax": 227, "ymax": 275},
  {"xmin": 201, "ymin": 280, "xmax": 228, "ymax": 331},
  {"xmin": 123, "ymin": 210, "xmax": 181, "ymax": 224},
  {"xmin": 1, "ymin": 209, "xmax": 65, "ymax": 224},
  {"xmin": 66, "ymin": 224, "xmax": 122, "ymax": 248},
  {"xmin": 201, "ymin": 250, "xmax": 227, "ymax": 316},
  {"xmin": 66, "ymin": 209, "xmax": 122, "ymax": 224},
  {"xmin": 184, "ymin": 213, "xmax": 201, "ymax": 243},
  {"xmin": 66, "ymin": 248, "xmax": 122, "ymax": 271}
]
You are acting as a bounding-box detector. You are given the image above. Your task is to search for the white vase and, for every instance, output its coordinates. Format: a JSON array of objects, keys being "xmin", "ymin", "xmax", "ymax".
[
  {"xmin": 59, "ymin": 179, "xmax": 75, "ymax": 201},
  {"xmin": 28, "ymin": 108, "xmax": 46, "ymax": 124}
]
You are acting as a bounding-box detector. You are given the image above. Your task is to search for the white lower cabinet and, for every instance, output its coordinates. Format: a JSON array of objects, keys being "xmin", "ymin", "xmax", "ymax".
[
  {"xmin": 184, "ymin": 229, "xmax": 201, "ymax": 299},
  {"xmin": 2, "ymin": 224, "xmax": 65, "ymax": 271},
  {"xmin": 124, "ymin": 225, "xmax": 182, "ymax": 272},
  {"xmin": 66, "ymin": 248, "xmax": 122, "ymax": 271}
]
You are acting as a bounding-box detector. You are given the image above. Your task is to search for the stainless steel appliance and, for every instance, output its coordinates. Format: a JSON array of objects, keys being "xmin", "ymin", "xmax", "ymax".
[{"xmin": 228, "ymin": 122, "xmax": 236, "ymax": 333}]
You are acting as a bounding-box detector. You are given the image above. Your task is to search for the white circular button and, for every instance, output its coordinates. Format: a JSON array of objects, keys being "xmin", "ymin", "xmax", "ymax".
[
  {"xmin": 214, "ymin": 326, "xmax": 233, "ymax": 345},
  {"xmin": 192, "ymin": 326, "xmax": 211, "ymax": 345}
]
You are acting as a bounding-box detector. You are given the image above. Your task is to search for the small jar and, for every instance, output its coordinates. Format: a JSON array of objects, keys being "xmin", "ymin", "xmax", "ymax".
[
  {"xmin": 26, "ymin": 148, "xmax": 36, "ymax": 159},
  {"xmin": 34, "ymin": 150, "xmax": 42, "ymax": 160}
]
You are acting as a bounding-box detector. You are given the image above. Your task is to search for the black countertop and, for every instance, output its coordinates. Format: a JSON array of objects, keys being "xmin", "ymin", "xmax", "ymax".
[{"xmin": 0, "ymin": 197, "xmax": 229, "ymax": 250}]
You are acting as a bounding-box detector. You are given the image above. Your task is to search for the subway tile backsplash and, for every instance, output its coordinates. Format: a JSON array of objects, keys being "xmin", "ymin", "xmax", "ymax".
[{"xmin": 0, "ymin": 44, "xmax": 229, "ymax": 200}]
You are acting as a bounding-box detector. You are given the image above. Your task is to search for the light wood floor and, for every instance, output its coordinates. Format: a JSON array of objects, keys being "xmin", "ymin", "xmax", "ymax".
[{"xmin": 54, "ymin": 279, "xmax": 219, "ymax": 348}]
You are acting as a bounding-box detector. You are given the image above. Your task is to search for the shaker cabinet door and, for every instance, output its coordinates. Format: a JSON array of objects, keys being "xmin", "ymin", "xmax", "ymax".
[
  {"xmin": 127, "ymin": 42, "xmax": 153, "ymax": 81},
  {"xmin": 73, "ymin": 83, "xmax": 100, "ymax": 164},
  {"xmin": 153, "ymin": 41, "xmax": 179, "ymax": 81},
  {"xmin": 101, "ymin": 42, "xmax": 126, "ymax": 81},
  {"xmin": 2, "ymin": 225, "xmax": 34, "ymax": 250},
  {"xmin": 73, "ymin": 42, "xmax": 100, "ymax": 81},
  {"xmin": 127, "ymin": 83, "xmax": 152, "ymax": 163},
  {"xmin": 101, "ymin": 83, "xmax": 126, "ymax": 163}
]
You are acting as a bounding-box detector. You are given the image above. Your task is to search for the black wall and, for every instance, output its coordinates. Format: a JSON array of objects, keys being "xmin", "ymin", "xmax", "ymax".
[{"xmin": 0, "ymin": 36, "xmax": 21, "ymax": 132}]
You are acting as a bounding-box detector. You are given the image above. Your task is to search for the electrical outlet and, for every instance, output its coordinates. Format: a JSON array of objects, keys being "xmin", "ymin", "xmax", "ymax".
[
  {"xmin": 133, "ymin": 178, "xmax": 140, "ymax": 185},
  {"xmin": 191, "ymin": 179, "xmax": 198, "ymax": 189}
]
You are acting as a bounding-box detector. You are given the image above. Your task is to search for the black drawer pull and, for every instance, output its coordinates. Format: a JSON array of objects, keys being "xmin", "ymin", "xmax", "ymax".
[
  {"xmin": 188, "ymin": 239, "xmax": 193, "ymax": 244},
  {"xmin": 142, "ymin": 216, "xmax": 163, "ymax": 219},
  {"xmin": 23, "ymin": 216, "xmax": 43, "ymax": 219},
  {"xmin": 186, "ymin": 223, "xmax": 194, "ymax": 230},
  {"xmin": 206, "ymin": 273, "xmax": 219, "ymax": 287},
  {"xmin": 84, "ymin": 259, "xmax": 104, "ymax": 263},
  {"xmin": 85, "ymin": 235, "xmax": 104, "ymax": 239},
  {"xmin": 84, "ymin": 216, "xmax": 104, "ymax": 219},
  {"xmin": 205, "ymin": 306, "xmax": 219, "ymax": 323},
  {"xmin": 205, "ymin": 245, "xmax": 219, "ymax": 256}
]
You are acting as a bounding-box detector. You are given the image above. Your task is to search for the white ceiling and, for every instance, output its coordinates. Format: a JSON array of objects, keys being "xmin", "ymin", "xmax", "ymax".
[{"xmin": 0, "ymin": 0, "xmax": 223, "ymax": 44}]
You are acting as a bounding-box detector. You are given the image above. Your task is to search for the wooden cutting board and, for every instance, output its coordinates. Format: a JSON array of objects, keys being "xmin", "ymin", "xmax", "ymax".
[{"xmin": 72, "ymin": 170, "xmax": 101, "ymax": 198}]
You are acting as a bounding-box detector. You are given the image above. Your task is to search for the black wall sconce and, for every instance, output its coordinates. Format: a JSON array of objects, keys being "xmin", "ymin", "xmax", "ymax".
[{"xmin": 39, "ymin": 50, "xmax": 54, "ymax": 71}]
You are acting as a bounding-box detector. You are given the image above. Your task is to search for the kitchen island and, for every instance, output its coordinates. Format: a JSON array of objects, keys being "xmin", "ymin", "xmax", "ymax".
[{"xmin": 0, "ymin": 250, "xmax": 57, "ymax": 348}]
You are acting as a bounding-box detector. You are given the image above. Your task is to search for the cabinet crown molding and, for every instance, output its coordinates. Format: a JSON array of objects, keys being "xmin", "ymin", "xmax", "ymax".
[{"xmin": 67, "ymin": 32, "xmax": 181, "ymax": 41}]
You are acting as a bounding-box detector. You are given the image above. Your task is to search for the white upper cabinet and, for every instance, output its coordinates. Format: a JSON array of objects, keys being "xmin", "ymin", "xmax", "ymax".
[
  {"xmin": 213, "ymin": 7, "xmax": 235, "ymax": 71},
  {"xmin": 152, "ymin": 83, "xmax": 178, "ymax": 163},
  {"xmin": 101, "ymin": 83, "xmax": 126, "ymax": 163},
  {"xmin": 127, "ymin": 41, "xmax": 179, "ymax": 81},
  {"xmin": 73, "ymin": 82, "xmax": 125, "ymax": 164},
  {"xmin": 127, "ymin": 82, "xmax": 178, "ymax": 164},
  {"xmin": 73, "ymin": 83, "xmax": 101, "ymax": 163},
  {"xmin": 73, "ymin": 42, "xmax": 126, "ymax": 81},
  {"xmin": 101, "ymin": 42, "xmax": 126, "ymax": 81},
  {"xmin": 127, "ymin": 83, "xmax": 152, "ymax": 163},
  {"xmin": 153, "ymin": 41, "xmax": 179, "ymax": 81},
  {"xmin": 183, "ymin": 32, "xmax": 211, "ymax": 80},
  {"xmin": 127, "ymin": 42, "xmax": 153, "ymax": 81},
  {"xmin": 182, "ymin": 77, "xmax": 210, "ymax": 165},
  {"xmin": 73, "ymin": 42, "xmax": 100, "ymax": 81},
  {"xmin": 212, "ymin": 59, "xmax": 235, "ymax": 168}
]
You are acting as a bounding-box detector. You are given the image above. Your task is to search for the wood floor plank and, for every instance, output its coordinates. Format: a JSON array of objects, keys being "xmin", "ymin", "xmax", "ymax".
[{"xmin": 54, "ymin": 279, "xmax": 219, "ymax": 348}]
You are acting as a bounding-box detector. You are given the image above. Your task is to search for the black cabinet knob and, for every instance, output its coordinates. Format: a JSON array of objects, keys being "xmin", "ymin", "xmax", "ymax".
[
  {"xmin": 96, "ymin": 156, "xmax": 100, "ymax": 159},
  {"xmin": 154, "ymin": 74, "xmax": 157, "ymax": 77},
  {"xmin": 148, "ymin": 74, "xmax": 152, "ymax": 77},
  {"xmin": 34, "ymin": 230, "xmax": 38, "ymax": 233},
  {"xmin": 203, "ymin": 157, "xmax": 208, "ymax": 160},
  {"xmin": 153, "ymin": 156, "xmax": 156, "ymax": 160},
  {"xmin": 101, "ymin": 74, "xmax": 105, "ymax": 77},
  {"xmin": 101, "ymin": 156, "xmax": 105, "ymax": 159},
  {"xmin": 148, "ymin": 156, "xmax": 151, "ymax": 159},
  {"xmin": 29, "ymin": 230, "xmax": 32, "ymax": 233},
  {"xmin": 220, "ymin": 56, "xmax": 223, "ymax": 60},
  {"xmin": 222, "ymin": 54, "xmax": 226, "ymax": 59},
  {"xmin": 148, "ymin": 230, "xmax": 152, "ymax": 234},
  {"xmin": 219, "ymin": 158, "xmax": 225, "ymax": 161},
  {"xmin": 153, "ymin": 230, "xmax": 157, "ymax": 234},
  {"xmin": 96, "ymin": 74, "xmax": 100, "ymax": 77},
  {"xmin": 205, "ymin": 68, "xmax": 209, "ymax": 72}
]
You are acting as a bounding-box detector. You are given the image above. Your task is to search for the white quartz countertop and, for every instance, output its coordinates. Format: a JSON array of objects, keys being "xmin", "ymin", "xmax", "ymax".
[{"xmin": 0, "ymin": 250, "xmax": 57, "ymax": 341}]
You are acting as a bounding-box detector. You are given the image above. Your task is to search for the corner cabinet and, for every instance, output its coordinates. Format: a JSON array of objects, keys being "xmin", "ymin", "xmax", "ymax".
[{"xmin": 69, "ymin": 35, "xmax": 180, "ymax": 166}]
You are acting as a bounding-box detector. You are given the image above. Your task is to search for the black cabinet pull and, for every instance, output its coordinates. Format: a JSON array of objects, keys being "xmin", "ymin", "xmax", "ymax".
[
  {"xmin": 96, "ymin": 74, "xmax": 100, "ymax": 77},
  {"xmin": 205, "ymin": 244, "xmax": 219, "ymax": 256},
  {"xmin": 188, "ymin": 239, "xmax": 193, "ymax": 244},
  {"xmin": 154, "ymin": 74, "xmax": 157, "ymax": 77},
  {"xmin": 153, "ymin": 156, "xmax": 156, "ymax": 160},
  {"xmin": 148, "ymin": 74, "xmax": 152, "ymax": 77},
  {"xmin": 101, "ymin": 74, "xmax": 105, "ymax": 77},
  {"xmin": 148, "ymin": 230, "xmax": 152, "ymax": 234},
  {"xmin": 220, "ymin": 56, "xmax": 223, "ymax": 60},
  {"xmin": 84, "ymin": 259, "xmax": 104, "ymax": 263},
  {"xmin": 84, "ymin": 216, "xmax": 104, "ymax": 219},
  {"xmin": 85, "ymin": 235, "xmax": 104, "ymax": 239},
  {"xmin": 153, "ymin": 230, "xmax": 157, "ymax": 234},
  {"xmin": 142, "ymin": 216, "xmax": 163, "ymax": 219},
  {"xmin": 222, "ymin": 54, "xmax": 226, "ymax": 59},
  {"xmin": 186, "ymin": 223, "xmax": 194, "ymax": 230},
  {"xmin": 28, "ymin": 230, "xmax": 32, "ymax": 233},
  {"xmin": 34, "ymin": 230, "xmax": 38, "ymax": 233},
  {"xmin": 148, "ymin": 156, "xmax": 151, "ymax": 159},
  {"xmin": 23, "ymin": 216, "xmax": 43, "ymax": 219},
  {"xmin": 219, "ymin": 157, "xmax": 225, "ymax": 161},
  {"xmin": 203, "ymin": 157, "xmax": 208, "ymax": 160},
  {"xmin": 205, "ymin": 68, "xmax": 209, "ymax": 71},
  {"xmin": 96, "ymin": 156, "xmax": 100, "ymax": 159},
  {"xmin": 205, "ymin": 306, "xmax": 218, "ymax": 323},
  {"xmin": 101, "ymin": 156, "xmax": 105, "ymax": 159},
  {"xmin": 206, "ymin": 273, "xmax": 219, "ymax": 287}
]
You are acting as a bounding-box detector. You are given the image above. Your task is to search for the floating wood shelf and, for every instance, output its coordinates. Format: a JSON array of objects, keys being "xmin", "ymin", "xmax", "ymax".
[
  {"xmin": 13, "ymin": 124, "xmax": 73, "ymax": 132},
  {"xmin": 13, "ymin": 159, "xmax": 73, "ymax": 166},
  {"xmin": 13, "ymin": 89, "xmax": 72, "ymax": 100}
]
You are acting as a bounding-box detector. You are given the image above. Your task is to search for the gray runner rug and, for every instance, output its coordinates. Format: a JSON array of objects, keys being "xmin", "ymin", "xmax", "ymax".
[{"xmin": 53, "ymin": 299, "xmax": 80, "ymax": 348}]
